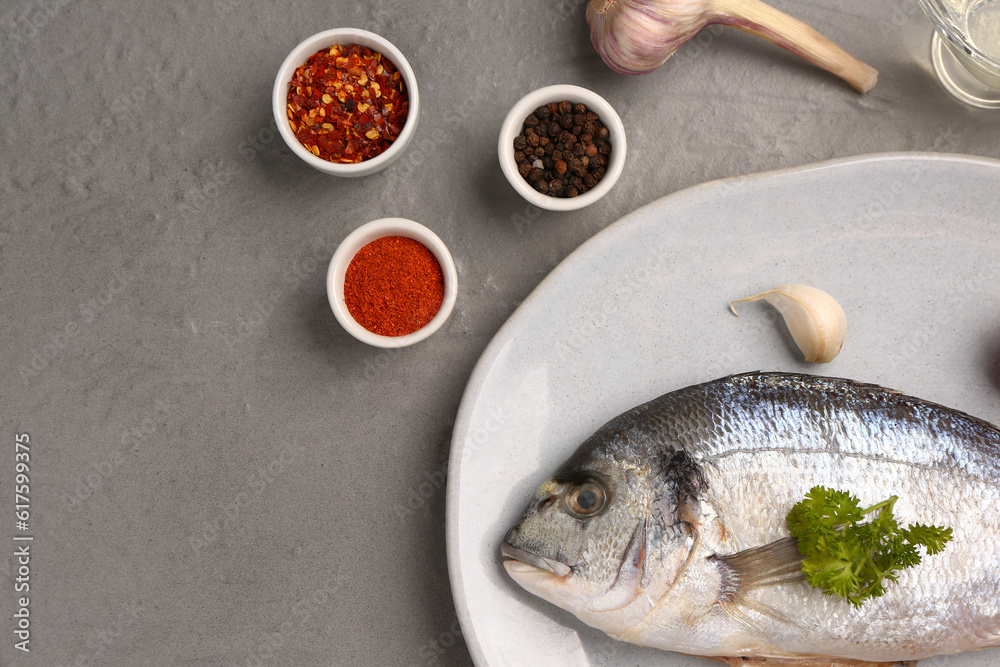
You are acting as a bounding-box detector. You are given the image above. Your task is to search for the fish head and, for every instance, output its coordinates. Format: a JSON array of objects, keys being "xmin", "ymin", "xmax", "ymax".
[{"xmin": 501, "ymin": 435, "xmax": 700, "ymax": 634}]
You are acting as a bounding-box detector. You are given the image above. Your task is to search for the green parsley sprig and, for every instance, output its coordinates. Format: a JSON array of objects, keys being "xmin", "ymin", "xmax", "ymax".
[{"xmin": 787, "ymin": 486, "xmax": 953, "ymax": 607}]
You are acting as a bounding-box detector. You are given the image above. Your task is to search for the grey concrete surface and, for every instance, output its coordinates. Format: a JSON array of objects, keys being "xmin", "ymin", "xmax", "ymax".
[{"xmin": 1, "ymin": 0, "xmax": 998, "ymax": 665}]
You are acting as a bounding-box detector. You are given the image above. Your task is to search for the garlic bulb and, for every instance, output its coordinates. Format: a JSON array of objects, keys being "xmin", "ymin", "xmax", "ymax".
[
  {"xmin": 587, "ymin": 0, "xmax": 878, "ymax": 93},
  {"xmin": 730, "ymin": 284, "xmax": 846, "ymax": 363}
]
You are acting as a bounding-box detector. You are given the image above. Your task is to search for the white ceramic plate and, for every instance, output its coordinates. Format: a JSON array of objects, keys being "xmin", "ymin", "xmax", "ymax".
[{"xmin": 447, "ymin": 153, "xmax": 1000, "ymax": 667}]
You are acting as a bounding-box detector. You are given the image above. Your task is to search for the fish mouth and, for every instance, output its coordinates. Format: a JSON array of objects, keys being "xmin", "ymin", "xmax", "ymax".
[{"xmin": 501, "ymin": 540, "xmax": 572, "ymax": 577}]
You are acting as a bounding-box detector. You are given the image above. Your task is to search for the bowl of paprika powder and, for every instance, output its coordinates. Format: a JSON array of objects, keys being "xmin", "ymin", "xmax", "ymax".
[
  {"xmin": 273, "ymin": 28, "xmax": 419, "ymax": 177},
  {"xmin": 327, "ymin": 218, "xmax": 458, "ymax": 347}
]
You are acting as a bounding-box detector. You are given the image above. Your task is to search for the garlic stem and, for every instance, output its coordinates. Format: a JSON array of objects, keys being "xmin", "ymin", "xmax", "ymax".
[
  {"xmin": 713, "ymin": 0, "xmax": 877, "ymax": 93},
  {"xmin": 587, "ymin": 0, "xmax": 878, "ymax": 93}
]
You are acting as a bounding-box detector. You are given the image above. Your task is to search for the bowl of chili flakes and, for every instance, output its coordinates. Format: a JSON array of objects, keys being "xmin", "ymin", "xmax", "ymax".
[{"xmin": 273, "ymin": 28, "xmax": 419, "ymax": 177}]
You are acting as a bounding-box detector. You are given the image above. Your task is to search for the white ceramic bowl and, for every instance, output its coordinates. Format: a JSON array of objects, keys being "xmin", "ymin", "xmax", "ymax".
[
  {"xmin": 498, "ymin": 84, "xmax": 626, "ymax": 212},
  {"xmin": 273, "ymin": 28, "xmax": 420, "ymax": 177},
  {"xmin": 327, "ymin": 218, "xmax": 457, "ymax": 347}
]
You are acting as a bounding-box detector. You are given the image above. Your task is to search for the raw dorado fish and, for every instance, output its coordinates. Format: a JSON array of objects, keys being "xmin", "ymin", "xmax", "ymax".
[{"xmin": 501, "ymin": 372, "xmax": 1000, "ymax": 665}]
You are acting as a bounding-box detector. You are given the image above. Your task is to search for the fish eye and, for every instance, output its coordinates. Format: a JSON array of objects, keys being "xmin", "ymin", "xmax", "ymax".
[{"xmin": 565, "ymin": 481, "xmax": 606, "ymax": 518}]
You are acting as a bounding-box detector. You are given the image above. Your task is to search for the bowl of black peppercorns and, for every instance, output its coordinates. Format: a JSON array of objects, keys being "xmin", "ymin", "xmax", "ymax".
[{"xmin": 499, "ymin": 84, "xmax": 626, "ymax": 211}]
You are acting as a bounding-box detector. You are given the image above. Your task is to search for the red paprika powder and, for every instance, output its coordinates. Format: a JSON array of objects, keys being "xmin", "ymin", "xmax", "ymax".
[{"xmin": 344, "ymin": 236, "xmax": 444, "ymax": 337}]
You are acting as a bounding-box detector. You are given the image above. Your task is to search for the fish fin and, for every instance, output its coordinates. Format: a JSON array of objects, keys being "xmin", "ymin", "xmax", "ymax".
[
  {"xmin": 716, "ymin": 600, "xmax": 767, "ymax": 634},
  {"xmin": 712, "ymin": 536, "xmax": 807, "ymax": 627},
  {"xmin": 688, "ymin": 656, "xmax": 918, "ymax": 667},
  {"xmin": 715, "ymin": 536, "xmax": 806, "ymax": 593},
  {"xmin": 719, "ymin": 594, "xmax": 796, "ymax": 627}
]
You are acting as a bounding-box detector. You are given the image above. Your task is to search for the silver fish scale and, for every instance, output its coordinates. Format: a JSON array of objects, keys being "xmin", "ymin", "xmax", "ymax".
[
  {"xmin": 631, "ymin": 373, "xmax": 1000, "ymax": 486},
  {"xmin": 618, "ymin": 373, "xmax": 1000, "ymax": 658}
]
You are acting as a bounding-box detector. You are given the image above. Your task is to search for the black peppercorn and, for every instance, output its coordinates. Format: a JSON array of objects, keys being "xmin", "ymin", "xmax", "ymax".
[{"xmin": 511, "ymin": 100, "xmax": 613, "ymax": 198}]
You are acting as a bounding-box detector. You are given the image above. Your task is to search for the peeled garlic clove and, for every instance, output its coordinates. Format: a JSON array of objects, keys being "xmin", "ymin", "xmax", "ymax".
[
  {"xmin": 587, "ymin": 0, "xmax": 878, "ymax": 93},
  {"xmin": 730, "ymin": 284, "xmax": 846, "ymax": 363}
]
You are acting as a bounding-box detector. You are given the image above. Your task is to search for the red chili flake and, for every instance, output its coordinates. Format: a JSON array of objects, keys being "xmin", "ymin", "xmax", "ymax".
[
  {"xmin": 344, "ymin": 236, "xmax": 444, "ymax": 337},
  {"xmin": 286, "ymin": 44, "xmax": 409, "ymax": 164}
]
